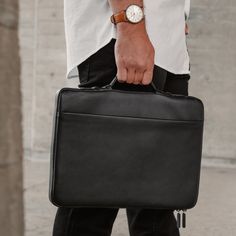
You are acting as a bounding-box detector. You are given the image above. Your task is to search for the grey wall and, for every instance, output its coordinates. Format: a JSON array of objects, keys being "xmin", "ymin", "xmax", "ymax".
[
  {"xmin": 19, "ymin": 0, "xmax": 236, "ymax": 166},
  {"xmin": 188, "ymin": 0, "xmax": 236, "ymax": 166},
  {"xmin": 19, "ymin": 0, "xmax": 77, "ymax": 160}
]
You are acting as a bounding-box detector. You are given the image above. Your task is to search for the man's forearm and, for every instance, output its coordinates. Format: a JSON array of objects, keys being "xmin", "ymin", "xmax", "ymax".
[{"xmin": 108, "ymin": 0, "xmax": 154, "ymax": 85}]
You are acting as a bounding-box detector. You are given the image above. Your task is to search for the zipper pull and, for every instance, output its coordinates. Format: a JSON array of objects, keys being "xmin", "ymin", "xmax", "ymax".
[
  {"xmin": 177, "ymin": 210, "xmax": 181, "ymax": 228},
  {"xmin": 182, "ymin": 210, "xmax": 186, "ymax": 228}
]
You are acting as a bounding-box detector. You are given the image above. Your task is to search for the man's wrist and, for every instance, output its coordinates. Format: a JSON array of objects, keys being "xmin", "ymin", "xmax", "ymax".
[
  {"xmin": 109, "ymin": 0, "xmax": 144, "ymax": 25},
  {"xmin": 116, "ymin": 20, "xmax": 146, "ymax": 35}
]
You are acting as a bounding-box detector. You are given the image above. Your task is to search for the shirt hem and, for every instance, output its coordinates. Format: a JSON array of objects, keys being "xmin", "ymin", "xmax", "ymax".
[
  {"xmin": 66, "ymin": 38, "xmax": 115, "ymax": 79},
  {"xmin": 66, "ymin": 39, "xmax": 190, "ymax": 79}
]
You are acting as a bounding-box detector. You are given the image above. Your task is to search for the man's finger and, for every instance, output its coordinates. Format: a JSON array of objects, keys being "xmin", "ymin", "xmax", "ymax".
[
  {"xmin": 142, "ymin": 70, "xmax": 153, "ymax": 85},
  {"xmin": 117, "ymin": 66, "xmax": 127, "ymax": 83},
  {"xmin": 134, "ymin": 70, "xmax": 144, "ymax": 85},
  {"xmin": 126, "ymin": 68, "xmax": 135, "ymax": 84}
]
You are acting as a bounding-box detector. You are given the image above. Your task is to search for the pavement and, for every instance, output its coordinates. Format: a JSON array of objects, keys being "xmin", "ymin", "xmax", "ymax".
[{"xmin": 24, "ymin": 159, "xmax": 236, "ymax": 236}]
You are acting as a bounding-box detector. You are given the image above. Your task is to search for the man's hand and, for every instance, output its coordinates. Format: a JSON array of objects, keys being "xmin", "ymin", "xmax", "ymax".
[
  {"xmin": 115, "ymin": 22, "xmax": 155, "ymax": 85},
  {"xmin": 108, "ymin": 0, "xmax": 155, "ymax": 85}
]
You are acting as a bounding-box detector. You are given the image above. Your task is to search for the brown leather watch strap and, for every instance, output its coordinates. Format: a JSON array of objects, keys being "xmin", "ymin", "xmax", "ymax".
[{"xmin": 110, "ymin": 10, "xmax": 128, "ymax": 25}]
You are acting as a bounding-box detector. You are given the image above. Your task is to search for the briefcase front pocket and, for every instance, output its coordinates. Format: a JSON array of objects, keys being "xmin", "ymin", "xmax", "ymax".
[{"xmin": 50, "ymin": 109, "xmax": 203, "ymax": 209}]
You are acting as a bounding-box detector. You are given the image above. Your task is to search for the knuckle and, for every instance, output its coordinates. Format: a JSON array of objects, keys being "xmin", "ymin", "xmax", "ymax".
[
  {"xmin": 127, "ymin": 60, "xmax": 136, "ymax": 68},
  {"xmin": 137, "ymin": 61, "xmax": 146, "ymax": 70},
  {"xmin": 116, "ymin": 56, "xmax": 125, "ymax": 65}
]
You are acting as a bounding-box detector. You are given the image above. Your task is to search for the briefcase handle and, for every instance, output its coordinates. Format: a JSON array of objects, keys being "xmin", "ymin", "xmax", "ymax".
[{"xmin": 105, "ymin": 76, "xmax": 160, "ymax": 93}]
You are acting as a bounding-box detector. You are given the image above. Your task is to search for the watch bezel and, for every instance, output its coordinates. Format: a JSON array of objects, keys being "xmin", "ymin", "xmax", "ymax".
[{"xmin": 125, "ymin": 4, "xmax": 144, "ymax": 24}]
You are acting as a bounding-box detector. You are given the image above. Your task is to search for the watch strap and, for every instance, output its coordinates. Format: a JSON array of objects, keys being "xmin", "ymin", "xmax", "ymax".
[{"xmin": 110, "ymin": 11, "xmax": 128, "ymax": 25}]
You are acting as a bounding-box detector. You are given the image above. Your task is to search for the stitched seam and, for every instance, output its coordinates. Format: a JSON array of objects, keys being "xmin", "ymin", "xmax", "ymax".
[{"xmin": 61, "ymin": 111, "xmax": 203, "ymax": 123}]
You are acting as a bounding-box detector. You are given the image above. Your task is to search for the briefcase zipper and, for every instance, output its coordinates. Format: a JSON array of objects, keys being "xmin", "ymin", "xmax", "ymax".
[{"xmin": 176, "ymin": 209, "xmax": 187, "ymax": 228}]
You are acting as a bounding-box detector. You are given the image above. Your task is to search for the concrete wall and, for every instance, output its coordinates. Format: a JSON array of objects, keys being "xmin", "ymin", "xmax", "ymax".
[
  {"xmin": 188, "ymin": 0, "xmax": 236, "ymax": 166},
  {"xmin": 0, "ymin": 0, "xmax": 24, "ymax": 234},
  {"xmin": 19, "ymin": 0, "xmax": 77, "ymax": 160},
  {"xmin": 19, "ymin": 0, "xmax": 236, "ymax": 166}
]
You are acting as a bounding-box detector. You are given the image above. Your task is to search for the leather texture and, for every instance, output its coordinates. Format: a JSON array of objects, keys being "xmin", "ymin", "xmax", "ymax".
[
  {"xmin": 110, "ymin": 11, "xmax": 128, "ymax": 24},
  {"xmin": 49, "ymin": 86, "xmax": 204, "ymax": 210}
]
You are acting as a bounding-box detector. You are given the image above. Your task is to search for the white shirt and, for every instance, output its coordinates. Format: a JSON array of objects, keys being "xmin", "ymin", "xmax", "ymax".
[{"xmin": 64, "ymin": 0, "xmax": 191, "ymax": 79}]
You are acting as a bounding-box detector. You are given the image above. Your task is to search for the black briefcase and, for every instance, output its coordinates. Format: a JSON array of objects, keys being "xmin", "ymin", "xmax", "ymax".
[{"xmin": 49, "ymin": 78, "xmax": 204, "ymax": 214}]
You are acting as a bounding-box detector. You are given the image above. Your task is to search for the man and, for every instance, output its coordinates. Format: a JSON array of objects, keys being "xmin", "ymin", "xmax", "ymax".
[{"xmin": 53, "ymin": 0, "xmax": 191, "ymax": 235}]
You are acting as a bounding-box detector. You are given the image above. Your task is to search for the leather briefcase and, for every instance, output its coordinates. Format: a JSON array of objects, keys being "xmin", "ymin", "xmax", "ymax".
[{"xmin": 49, "ymin": 78, "xmax": 204, "ymax": 215}]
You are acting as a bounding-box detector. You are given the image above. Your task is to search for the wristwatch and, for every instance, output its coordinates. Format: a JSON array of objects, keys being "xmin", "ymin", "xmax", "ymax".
[{"xmin": 110, "ymin": 4, "xmax": 144, "ymax": 25}]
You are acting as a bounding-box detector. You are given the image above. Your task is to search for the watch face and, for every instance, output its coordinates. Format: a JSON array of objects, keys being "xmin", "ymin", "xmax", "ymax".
[{"xmin": 126, "ymin": 5, "xmax": 144, "ymax": 23}]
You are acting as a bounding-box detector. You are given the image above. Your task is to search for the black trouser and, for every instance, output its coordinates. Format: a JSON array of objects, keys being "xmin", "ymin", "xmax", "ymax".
[{"xmin": 53, "ymin": 38, "xmax": 190, "ymax": 236}]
